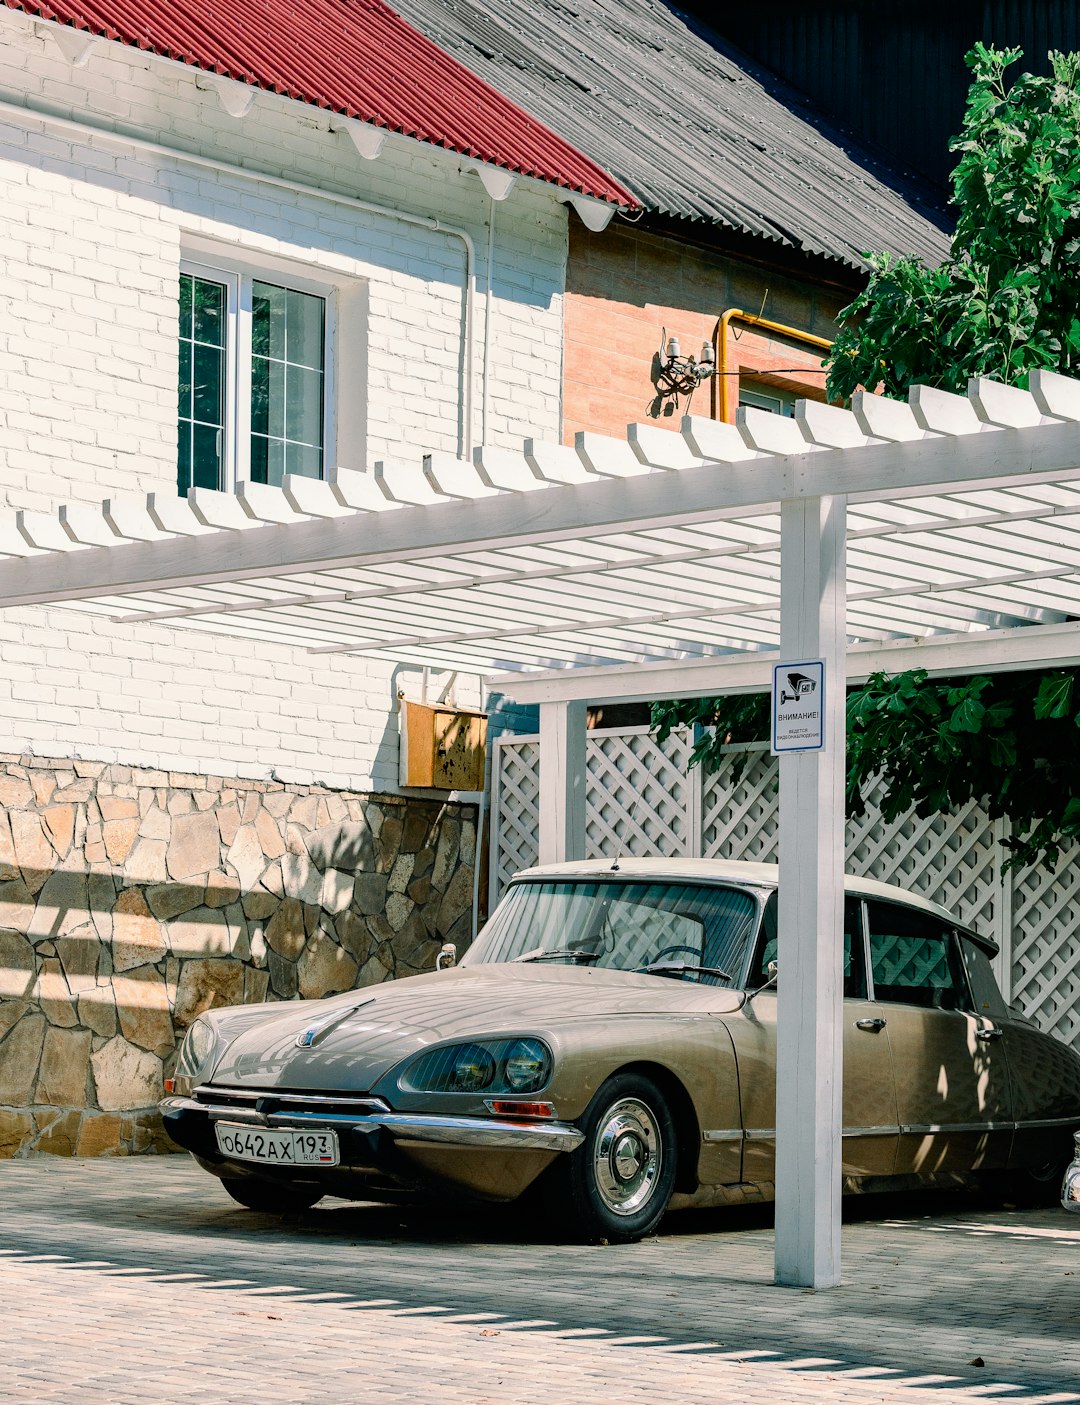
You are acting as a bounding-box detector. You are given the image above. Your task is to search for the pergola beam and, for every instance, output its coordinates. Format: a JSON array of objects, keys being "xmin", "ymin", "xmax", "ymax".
[
  {"xmin": 4, "ymin": 420, "xmax": 1080, "ymax": 609},
  {"xmin": 495, "ymin": 618, "xmax": 1080, "ymax": 705}
]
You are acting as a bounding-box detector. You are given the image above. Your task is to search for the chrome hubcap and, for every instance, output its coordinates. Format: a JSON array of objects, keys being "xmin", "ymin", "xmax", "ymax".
[{"xmin": 593, "ymin": 1097, "xmax": 661, "ymax": 1216}]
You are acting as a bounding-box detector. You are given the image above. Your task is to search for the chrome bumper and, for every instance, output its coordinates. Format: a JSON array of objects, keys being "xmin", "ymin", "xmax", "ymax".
[
  {"xmin": 160, "ymin": 1095, "xmax": 584, "ymax": 1154},
  {"xmin": 1063, "ymin": 1132, "xmax": 1080, "ymax": 1213}
]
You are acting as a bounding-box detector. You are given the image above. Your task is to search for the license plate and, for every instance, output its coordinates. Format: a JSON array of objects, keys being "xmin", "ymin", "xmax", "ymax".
[{"xmin": 215, "ymin": 1123, "xmax": 339, "ymax": 1167}]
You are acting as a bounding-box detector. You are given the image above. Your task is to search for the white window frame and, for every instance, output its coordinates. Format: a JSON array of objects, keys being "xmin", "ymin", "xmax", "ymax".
[
  {"xmin": 739, "ymin": 384, "xmax": 798, "ymax": 418},
  {"xmin": 179, "ymin": 249, "xmax": 338, "ymax": 493}
]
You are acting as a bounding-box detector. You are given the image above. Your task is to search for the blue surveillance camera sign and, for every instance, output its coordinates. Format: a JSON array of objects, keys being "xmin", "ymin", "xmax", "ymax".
[{"xmin": 771, "ymin": 660, "xmax": 825, "ymax": 754}]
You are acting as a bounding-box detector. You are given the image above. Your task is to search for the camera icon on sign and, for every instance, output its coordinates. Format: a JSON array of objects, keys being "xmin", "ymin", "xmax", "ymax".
[{"xmin": 779, "ymin": 672, "xmax": 817, "ymax": 707}]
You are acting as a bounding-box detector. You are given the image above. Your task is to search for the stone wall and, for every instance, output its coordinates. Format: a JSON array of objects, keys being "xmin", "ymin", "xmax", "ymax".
[{"xmin": 0, "ymin": 753, "xmax": 477, "ymax": 1158}]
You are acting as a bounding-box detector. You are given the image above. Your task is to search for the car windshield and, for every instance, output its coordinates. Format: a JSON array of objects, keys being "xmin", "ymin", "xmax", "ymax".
[{"xmin": 462, "ymin": 878, "xmax": 760, "ymax": 986}]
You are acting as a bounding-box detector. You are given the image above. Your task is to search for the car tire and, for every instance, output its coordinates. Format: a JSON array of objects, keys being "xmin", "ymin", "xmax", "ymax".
[
  {"xmin": 546, "ymin": 1072, "xmax": 677, "ymax": 1244},
  {"xmin": 1007, "ymin": 1158, "xmax": 1069, "ymax": 1208},
  {"xmin": 220, "ymin": 1177, "xmax": 324, "ymax": 1214}
]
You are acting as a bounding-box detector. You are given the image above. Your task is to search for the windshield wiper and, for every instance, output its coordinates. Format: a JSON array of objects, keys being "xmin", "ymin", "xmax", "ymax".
[
  {"xmin": 638, "ymin": 960, "xmax": 732, "ymax": 981},
  {"xmin": 512, "ymin": 947, "xmax": 599, "ymax": 964}
]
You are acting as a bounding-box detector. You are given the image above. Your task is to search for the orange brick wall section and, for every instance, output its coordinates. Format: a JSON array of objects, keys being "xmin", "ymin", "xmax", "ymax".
[{"xmin": 564, "ymin": 221, "xmax": 854, "ymax": 442}]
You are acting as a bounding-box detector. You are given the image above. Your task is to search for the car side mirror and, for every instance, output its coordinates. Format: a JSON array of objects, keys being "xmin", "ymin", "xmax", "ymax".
[{"xmin": 436, "ymin": 942, "xmax": 457, "ymax": 971}]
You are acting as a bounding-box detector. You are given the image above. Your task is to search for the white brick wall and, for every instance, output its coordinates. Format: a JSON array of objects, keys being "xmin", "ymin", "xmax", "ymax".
[{"xmin": 0, "ymin": 9, "xmax": 567, "ymax": 788}]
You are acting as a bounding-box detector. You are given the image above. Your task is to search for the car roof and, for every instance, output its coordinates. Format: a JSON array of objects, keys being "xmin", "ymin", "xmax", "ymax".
[{"xmin": 513, "ymin": 857, "xmax": 998, "ymax": 955}]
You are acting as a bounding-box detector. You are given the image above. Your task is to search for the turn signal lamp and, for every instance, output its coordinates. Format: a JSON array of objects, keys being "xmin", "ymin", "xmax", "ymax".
[{"xmin": 485, "ymin": 1100, "xmax": 556, "ymax": 1119}]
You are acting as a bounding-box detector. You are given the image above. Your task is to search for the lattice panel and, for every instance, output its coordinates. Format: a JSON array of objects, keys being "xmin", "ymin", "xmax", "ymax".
[
  {"xmin": 492, "ymin": 738, "xmax": 540, "ymax": 896},
  {"xmin": 845, "ymin": 774, "xmax": 999, "ymax": 937},
  {"xmin": 585, "ymin": 727, "xmax": 691, "ymax": 860},
  {"xmin": 702, "ymin": 748, "xmax": 779, "ymax": 863},
  {"xmin": 1011, "ymin": 841, "xmax": 1080, "ymax": 1049}
]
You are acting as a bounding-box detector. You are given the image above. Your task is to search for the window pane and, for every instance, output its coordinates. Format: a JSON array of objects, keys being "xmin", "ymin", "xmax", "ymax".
[
  {"xmin": 750, "ymin": 894, "xmax": 865, "ymax": 997},
  {"xmin": 177, "ymin": 423, "xmax": 192, "ymax": 497},
  {"xmin": 178, "ymin": 273, "xmax": 226, "ymax": 495},
  {"xmin": 286, "ymin": 288, "xmax": 324, "ymax": 368},
  {"xmin": 179, "ymin": 273, "xmax": 193, "ymax": 341},
  {"xmin": 191, "ymin": 422, "xmax": 222, "ymax": 491},
  {"xmin": 251, "ymin": 353, "xmax": 270, "ymax": 439},
  {"xmin": 192, "ymin": 342, "xmax": 223, "ymax": 425},
  {"xmin": 263, "ymin": 358, "xmax": 286, "ymax": 439},
  {"xmin": 287, "ymin": 364, "xmax": 324, "ymax": 447},
  {"xmin": 252, "ymin": 282, "xmax": 287, "ymax": 361},
  {"xmin": 866, "ymin": 901, "xmax": 971, "ymax": 1011},
  {"xmin": 249, "ymin": 436, "xmax": 285, "ymax": 487},
  {"xmin": 250, "ymin": 280, "xmax": 325, "ymax": 484},
  {"xmin": 193, "ymin": 278, "xmax": 225, "ymax": 347},
  {"xmin": 250, "ymin": 432, "xmax": 268, "ymax": 485},
  {"xmin": 178, "ymin": 338, "xmax": 192, "ymax": 420},
  {"xmin": 468, "ymin": 880, "xmax": 757, "ymax": 988},
  {"xmin": 285, "ymin": 442, "xmax": 323, "ymax": 480}
]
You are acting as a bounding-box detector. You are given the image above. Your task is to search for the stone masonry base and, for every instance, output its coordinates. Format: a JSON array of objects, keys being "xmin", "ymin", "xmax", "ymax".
[{"xmin": 0, "ymin": 753, "xmax": 477, "ymax": 1158}]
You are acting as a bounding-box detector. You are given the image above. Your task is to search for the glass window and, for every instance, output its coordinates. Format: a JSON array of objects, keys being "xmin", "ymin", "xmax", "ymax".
[
  {"xmin": 177, "ymin": 272, "xmax": 227, "ymax": 495},
  {"xmin": 739, "ymin": 384, "xmax": 798, "ymax": 417},
  {"xmin": 176, "ymin": 264, "xmax": 327, "ymax": 495},
  {"xmin": 464, "ymin": 879, "xmax": 760, "ymax": 987},
  {"xmin": 865, "ymin": 900, "xmax": 972, "ymax": 1011},
  {"xmin": 748, "ymin": 893, "xmax": 866, "ymax": 997},
  {"xmin": 250, "ymin": 281, "xmax": 325, "ymax": 486}
]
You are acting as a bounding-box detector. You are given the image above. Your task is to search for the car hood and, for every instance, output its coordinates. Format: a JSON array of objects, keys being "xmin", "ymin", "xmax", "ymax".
[{"xmin": 206, "ymin": 963, "xmax": 744, "ymax": 1092}]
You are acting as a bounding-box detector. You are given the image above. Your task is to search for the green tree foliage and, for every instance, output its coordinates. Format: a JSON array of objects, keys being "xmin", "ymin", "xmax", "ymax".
[
  {"xmin": 652, "ymin": 46, "xmax": 1080, "ymax": 873},
  {"xmin": 825, "ymin": 43, "xmax": 1080, "ymax": 401}
]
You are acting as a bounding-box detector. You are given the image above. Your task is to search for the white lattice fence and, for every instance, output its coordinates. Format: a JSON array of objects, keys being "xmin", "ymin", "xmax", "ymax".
[
  {"xmin": 490, "ymin": 736, "xmax": 541, "ymax": 889},
  {"xmin": 585, "ymin": 726, "xmax": 692, "ymax": 859},
  {"xmin": 1011, "ymin": 848, "xmax": 1080, "ymax": 1050},
  {"xmin": 490, "ymin": 728, "xmax": 1080, "ymax": 1049}
]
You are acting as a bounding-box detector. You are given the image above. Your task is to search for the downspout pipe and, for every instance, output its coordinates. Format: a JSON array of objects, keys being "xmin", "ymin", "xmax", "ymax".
[
  {"xmin": 713, "ymin": 309, "xmax": 832, "ymax": 423},
  {"xmin": 0, "ymin": 94, "xmax": 478, "ymax": 457}
]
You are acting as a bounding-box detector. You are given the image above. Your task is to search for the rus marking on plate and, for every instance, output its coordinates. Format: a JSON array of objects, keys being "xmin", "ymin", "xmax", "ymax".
[{"xmin": 771, "ymin": 659, "xmax": 824, "ymax": 754}]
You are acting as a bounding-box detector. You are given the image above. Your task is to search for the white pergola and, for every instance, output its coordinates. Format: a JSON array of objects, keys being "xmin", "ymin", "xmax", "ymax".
[{"xmin": 7, "ymin": 370, "xmax": 1080, "ymax": 1286}]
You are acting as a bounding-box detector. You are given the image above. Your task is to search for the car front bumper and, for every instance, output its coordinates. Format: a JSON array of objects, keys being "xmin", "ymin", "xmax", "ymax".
[{"xmin": 160, "ymin": 1090, "xmax": 583, "ymax": 1184}]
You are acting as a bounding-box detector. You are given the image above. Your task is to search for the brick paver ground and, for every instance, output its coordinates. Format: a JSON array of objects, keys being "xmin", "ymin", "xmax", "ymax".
[{"xmin": 1, "ymin": 1157, "xmax": 1078, "ymax": 1403}]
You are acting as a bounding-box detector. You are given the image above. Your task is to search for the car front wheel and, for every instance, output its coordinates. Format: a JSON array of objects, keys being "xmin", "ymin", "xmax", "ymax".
[
  {"xmin": 220, "ymin": 1177, "xmax": 324, "ymax": 1215},
  {"xmin": 548, "ymin": 1072, "xmax": 677, "ymax": 1243}
]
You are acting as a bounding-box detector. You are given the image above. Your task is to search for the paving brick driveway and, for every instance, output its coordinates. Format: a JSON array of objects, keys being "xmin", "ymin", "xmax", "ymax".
[{"xmin": 1, "ymin": 1157, "xmax": 1078, "ymax": 1404}]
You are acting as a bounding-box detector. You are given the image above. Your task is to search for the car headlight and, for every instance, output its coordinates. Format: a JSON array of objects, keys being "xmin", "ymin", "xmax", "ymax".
[
  {"xmin": 401, "ymin": 1038, "xmax": 552, "ymax": 1096},
  {"xmin": 172, "ymin": 1016, "xmax": 222, "ymax": 1094}
]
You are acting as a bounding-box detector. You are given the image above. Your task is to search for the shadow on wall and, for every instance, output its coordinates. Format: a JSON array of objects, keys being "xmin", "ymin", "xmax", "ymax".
[{"xmin": 0, "ymin": 757, "xmax": 478, "ymax": 1159}]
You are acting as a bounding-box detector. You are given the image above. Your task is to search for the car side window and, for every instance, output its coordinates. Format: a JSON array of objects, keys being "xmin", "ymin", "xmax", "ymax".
[
  {"xmin": 865, "ymin": 900, "xmax": 973, "ymax": 1012},
  {"xmin": 750, "ymin": 893, "xmax": 867, "ymax": 998}
]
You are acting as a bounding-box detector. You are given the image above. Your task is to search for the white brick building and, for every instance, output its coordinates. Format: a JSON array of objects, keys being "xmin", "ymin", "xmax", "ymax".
[{"xmin": 0, "ymin": 2, "xmax": 628, "ymax": 789}]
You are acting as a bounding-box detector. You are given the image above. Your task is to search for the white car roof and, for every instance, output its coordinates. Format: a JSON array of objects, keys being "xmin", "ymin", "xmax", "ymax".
[{"xmin": 514, "ymin": 857, "xmax": 997, "ymax": 953}]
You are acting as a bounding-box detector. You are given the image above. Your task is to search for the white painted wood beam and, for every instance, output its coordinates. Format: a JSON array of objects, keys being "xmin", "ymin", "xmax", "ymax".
[
  {"xmin": 4, "ymin": 418, "xmax": 1080, "ymax": 610},
  {"xmin": 774, "ymin": 494, "xmax": 847, "ymax": 1289},
  {"xmin": 537, "ymin": 700, "xmax": 588, "ymax": 864},
  {"xmin": 495, "ymin": 618, "xmax": 1080, "ymax": 705}
]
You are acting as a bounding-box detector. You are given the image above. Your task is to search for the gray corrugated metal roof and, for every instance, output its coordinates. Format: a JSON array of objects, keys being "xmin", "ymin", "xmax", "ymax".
[{"xmin": 391, "ymin": 0, "xmax": 951, "ymax": 270}]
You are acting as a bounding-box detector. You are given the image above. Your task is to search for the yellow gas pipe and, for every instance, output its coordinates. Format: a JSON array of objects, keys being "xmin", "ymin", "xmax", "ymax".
[{"xmin": 713, "ymin": 309, "xmax": 833, "ymax": 423}]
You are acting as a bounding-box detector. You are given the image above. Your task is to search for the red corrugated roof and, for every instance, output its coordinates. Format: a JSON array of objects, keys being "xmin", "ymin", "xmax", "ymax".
[{"xmin": 6, "ymin": 0, "xmax": 636, "ymax": 206}]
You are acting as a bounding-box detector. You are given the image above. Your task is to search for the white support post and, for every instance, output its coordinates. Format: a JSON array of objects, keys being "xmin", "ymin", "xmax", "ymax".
[
  {"xmin": 538, "ymin": 700, "xmax": 588, "ymax": 864},
  {"xmin": 775, "ymin": 494, "xmax": 847, "ymax": 1289}
]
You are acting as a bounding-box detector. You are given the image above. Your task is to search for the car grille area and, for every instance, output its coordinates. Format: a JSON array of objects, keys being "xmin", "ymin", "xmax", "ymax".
[{"xmin": 194, "ymin": 1086, "xmax": 391, "ymax": 1119}]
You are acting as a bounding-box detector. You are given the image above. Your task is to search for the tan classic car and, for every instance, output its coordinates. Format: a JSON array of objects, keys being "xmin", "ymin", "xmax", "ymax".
[{"xmin": 161, "ymin": 860, "xmax": 1080, "ymax": 1242}]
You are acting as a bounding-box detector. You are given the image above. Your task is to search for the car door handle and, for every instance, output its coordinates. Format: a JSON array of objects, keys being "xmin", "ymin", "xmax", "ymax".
[
  {"xmin": 976, "ymin": 1027, "xmax": 1003, "ymax": 1041},
  {"xmin": 855, "ymin": 1017, "xmax": 887, "ymax": 1033}
]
